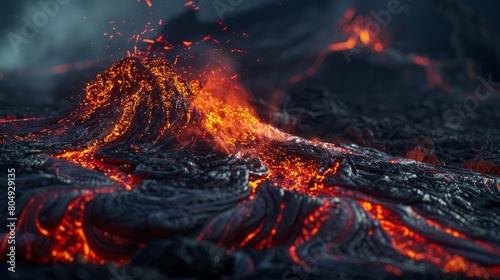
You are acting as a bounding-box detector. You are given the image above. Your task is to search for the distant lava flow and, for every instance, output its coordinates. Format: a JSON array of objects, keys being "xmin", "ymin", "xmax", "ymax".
[{"xmin": 1, "ymin": 58, "xmax": 500, "ymax": 278}]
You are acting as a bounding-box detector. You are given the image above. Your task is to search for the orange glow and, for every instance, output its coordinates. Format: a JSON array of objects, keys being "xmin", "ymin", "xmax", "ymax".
[
  {"xmin": 290, "ymin": 7, "xmax": 389, "ymax": 84},
  {"xmin": 142, "ymin": 39, "xmax": 155, "ymax": 44},
  {"xmin": 360, "ymin": 30, "xmax": 370, "ymax": 44},
  {"xmin": 52, "ymin": 64, "xmax": 72, "ymax": 75},
  {"xmin": 2, "ymin": 56, "xmax": 497, "ymax": 280},
  {"xmin": 359, "ymin": 201, "xmax": 499, "ymax": 278},
  {"xmin": 411, "ymin": 55, "xmax": 450, "ymax": 92},
  {"xmin": 327, "ymin": 8, "xmax": 387, "ymax": 53},
  {"xmin": 188, "ymin": 67, "xmax": 287, "ymax": 154},
  {"xmin": 385, "ymin": 265, "xmax": 402, "ymax": 276},
  {"xmin": 49, "ymin": 193, "xmax": 104, "ymax": 264},
  {"xmin": 343, "ymin": 7, "xmax": 356, "ymax": 22},
  {"xmin": 412, "ymin": 56, "xmax": 431, "ymax": 66},
  {"xmin": 328, "ymin": 36, "xmax": 357, "ymax": 52},
  {"xmin": 289, "ymin": 198, "xmax": 332, "ymax": 268},
  {"xmin": 251, "ymin": 146, "xmax": 341, "ymax": 194}
]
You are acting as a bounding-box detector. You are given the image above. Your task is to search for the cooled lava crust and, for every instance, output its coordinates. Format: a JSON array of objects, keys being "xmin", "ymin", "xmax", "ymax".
[{"xmin": 1, "ymin": 57, "xmax": 500, "ymax": 280}]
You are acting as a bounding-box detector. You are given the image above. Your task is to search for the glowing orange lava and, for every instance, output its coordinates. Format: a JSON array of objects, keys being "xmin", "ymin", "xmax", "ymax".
[
  {"xmin": 290, "ymin": 7, "xmax": 387, "ymax": 84},
  {"xmin": 2, "ymin": 57, "xmax": 499, "ymax": 279},
  {"xmin": 360, "ymin": 201, "xmax": 500, "ymax": 278}
]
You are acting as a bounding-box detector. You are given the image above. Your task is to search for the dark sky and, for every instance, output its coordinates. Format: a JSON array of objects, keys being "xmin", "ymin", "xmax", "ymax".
[{"xmin": 0, "ymin": 0, "xmax": 273, "ymax": 70}]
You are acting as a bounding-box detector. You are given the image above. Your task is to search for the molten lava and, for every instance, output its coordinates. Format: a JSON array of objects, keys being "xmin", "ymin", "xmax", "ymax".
[
  {"xmin": 290, "ymin": 7, "xmax": 387, "ymax": 85},
  {"xmin": 1, "ymin": 57, "xmax": 500, "ymax": 279}
]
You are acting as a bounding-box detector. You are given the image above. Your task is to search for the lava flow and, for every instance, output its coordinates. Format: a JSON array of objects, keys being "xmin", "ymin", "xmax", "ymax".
[
  {"xmin": 1, "ymin": 57, "xmax": 500, "ymax": 279},
  {"xmin": 290, "ymin": 7, "xmax": 387, "ymax": 85}
]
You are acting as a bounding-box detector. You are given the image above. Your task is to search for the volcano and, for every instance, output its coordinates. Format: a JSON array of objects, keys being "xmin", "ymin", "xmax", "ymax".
[{"xmin": 1, "ymin": 57, "xmax": 500, "ymax": 279}]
